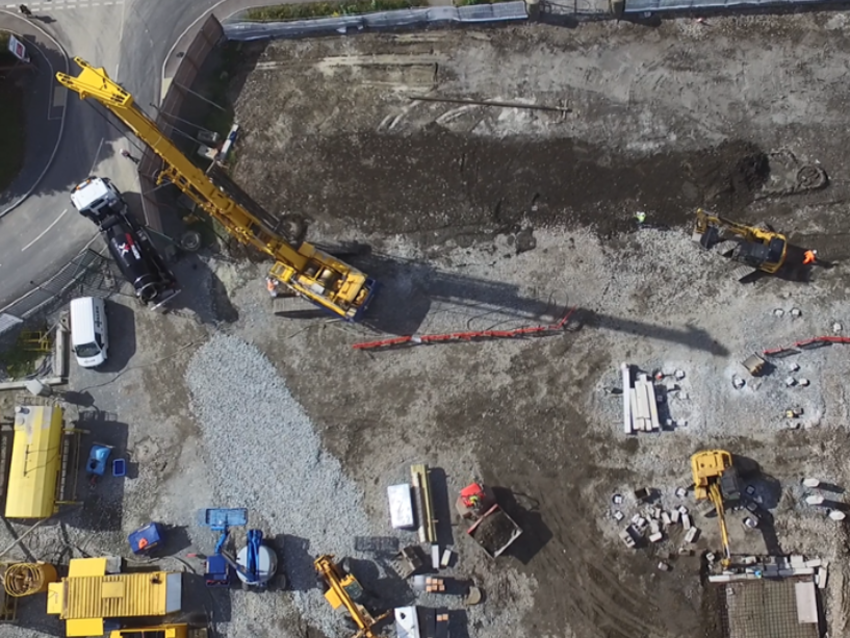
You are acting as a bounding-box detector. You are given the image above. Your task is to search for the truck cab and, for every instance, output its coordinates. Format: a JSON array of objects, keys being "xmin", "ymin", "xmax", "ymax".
[
  {"xmin": 70, "ymin": 176, "xmax": 180, "ymax": 307},
  {"xmin": 71, "ymin": 176, "xmax": 126, "ymax": 225}
]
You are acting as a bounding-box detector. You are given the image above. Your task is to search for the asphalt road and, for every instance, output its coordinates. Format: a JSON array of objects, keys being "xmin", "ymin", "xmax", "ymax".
[{"xmin": 0, "ymin": 0, "xmax": 218, "ymax": 310}]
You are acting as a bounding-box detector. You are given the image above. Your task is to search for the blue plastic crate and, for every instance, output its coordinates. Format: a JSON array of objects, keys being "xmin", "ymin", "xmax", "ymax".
[
  {"xmin": 112, "ymin": 458, "xmax": 126, "ymax": 477},
  {"xmin": 128, "ymin": 522, "xmax": 164, "ymax": 555}
]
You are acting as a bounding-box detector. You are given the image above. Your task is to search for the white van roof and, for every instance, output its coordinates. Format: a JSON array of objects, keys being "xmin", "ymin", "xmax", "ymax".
[{"xmin": 70, "ymin": 297, "xmax": 98, "ymax": 340}]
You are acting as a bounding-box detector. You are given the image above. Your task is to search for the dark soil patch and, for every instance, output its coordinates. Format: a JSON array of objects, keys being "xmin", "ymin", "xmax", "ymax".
[{"xmin": 291, "ymin": 131, "xmax": 769, "ymax": 241}]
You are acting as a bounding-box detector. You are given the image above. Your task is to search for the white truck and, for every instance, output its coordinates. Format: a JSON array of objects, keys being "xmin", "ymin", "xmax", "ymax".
[{"xmin": 70, "ymin": 177, "xmax": 179, "ymax": 307}]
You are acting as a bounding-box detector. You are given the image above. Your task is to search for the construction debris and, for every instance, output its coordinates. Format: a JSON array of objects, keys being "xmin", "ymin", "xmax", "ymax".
[{"xmin": 741, "ymin": 353, "xmax": 766, "ymax": 376}]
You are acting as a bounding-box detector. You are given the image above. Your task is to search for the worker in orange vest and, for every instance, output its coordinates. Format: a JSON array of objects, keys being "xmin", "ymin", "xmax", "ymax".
[{"xmin": 803, "ymin": 249, "xmax": 817, "ymax": 265}]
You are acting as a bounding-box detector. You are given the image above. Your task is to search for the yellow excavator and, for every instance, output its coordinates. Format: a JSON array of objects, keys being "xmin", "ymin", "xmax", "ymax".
[
  {"xmin": 691, "ymin": 449, "xmax": 742, "ymax": 568},
  {"xmin": 315, "ymin": 555, "xmax": 388, "ymax": 638},
  {"xmin": 693, "ymin": 209, "xmax": 788, "ymax": 277},
  {"xmin": 56, "ymin": 58, "xmax": 377, "ymax": 322}
]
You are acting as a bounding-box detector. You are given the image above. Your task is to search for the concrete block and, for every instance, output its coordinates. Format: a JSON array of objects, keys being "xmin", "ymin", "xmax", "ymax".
[
  {"xmin": 684, "ymin": 527, "xmax": 699, "ymax": 543},
  {"xmin": 799, "ymin": 378, "xmax": 810, "ymax": 387},
  {"xmin": 671, "ymin": 510, "xmax": 680, "ymax": 524},
  {"xmin": 649, "ymin": 520, "xmax": 660, "ymax": 535},
  {"xmin": 805, "ymin": 558, "xmax": 822, "ymax": 568},
  {"xmin": 388, "ymin": 484, "xmax": 415, "ymax": 529},
  {"xmin": 817, "ymin": 565, "xmax": 829, "ymax": 589},
  {"xmin": 829, "ymin": 510, "xmax": 846, "ymax": 521},
  {"xmin": 629, "ymin": 388, "xmax": 638, "ymax": 432},
  {"xmin": 395, "ymin": 606, "xmax": 420, "ymax": 638},
  {"xmin": 613, "ymin": 510, "xmax": 624, "ymax": 522},
  {"xmin": 430, "ymin": 544, "xmax": 440, "ymax": 570},
  {"xmin": 675, "ymin": 487, "xmax": 687, "ymax": 498},
  {"xmin": 675, "ymin": 370, "xmax": 685, "ymax": 380},
  {"xmin": 645, "ymin": 381, "xmax": 661, "ymax": 431},
  {"xmin": 657, "ymin": 561, "xmax": 671, "ymax": 571},
  {"xmin": 802, "ymin": 478, "xmax": 820, "ymax": 488},
  {"xmin": 635, "ymin": 382, "xmax": 650, "ymax": 422},
  {"xmin": 790, "ymin": 555, "xmax": 805, "ymax": 567},
  {"xmin": 652, "ymin": 507, "xmax": 662, "ymax": 519},
  {"xmin": 677, "ymin": 505, "xmax": 689, "ymax": 515},
  {"xmin": 621, "ymin": 363, "xmax": 632, "ymax": 434},
  {"xmin": 682, "ymin": 514, "xmax": 691, "ymax": 530},
  {"xmin": 795, "ymin": 581, "xmax": 818, "ymax": 624},
  {"xmin": 661, "ymin": 511, "xmax": 671, "ymax": 526},
  {"xmin": 805, "ymin": 495, "xmax": 824, "ymax": 506},
  {"xmin": 649, "ymin": 531, "xmax": 663, "ymax": 543},
  {"xmin": 619, "ymin": 528, "xmax": 636, "ymax": 549},
  {"xmin": 440, "ymin": 549, "xmax": 452, "ymax": 568},
  {"xmin": 708, "ymin": 574, "xmax": 732, "ymax": 583},
  {"xmin": 785, "ymin": 376, "xmax": 797, "ymax": 387}
]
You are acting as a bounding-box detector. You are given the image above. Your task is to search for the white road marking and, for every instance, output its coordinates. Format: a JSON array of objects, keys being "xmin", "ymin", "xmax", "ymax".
[
  {"xmin": 21, "ymin": 208, "xmax": 69, "ymax": 252},
  {"xmin": 115, "ymin": 0, "xmax": 126, "ymax": 76}
]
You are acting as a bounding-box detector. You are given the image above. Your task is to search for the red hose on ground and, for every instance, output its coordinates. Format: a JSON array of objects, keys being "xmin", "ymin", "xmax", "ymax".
[
  {"xmin": 763, "ymin": 335, "xmax": 850, "ymax": 356},
  {"xmin": 353, "ymin": 307, "xmax": 578, "ymax": 350}
]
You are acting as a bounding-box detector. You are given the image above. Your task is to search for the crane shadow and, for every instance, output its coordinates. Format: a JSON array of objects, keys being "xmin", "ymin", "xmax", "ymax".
[{"xmin": 343, "ymin": 249, "xmax": 729, "ymax": 356}]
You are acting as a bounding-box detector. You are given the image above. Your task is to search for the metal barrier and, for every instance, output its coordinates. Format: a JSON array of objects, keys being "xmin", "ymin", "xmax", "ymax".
[
  {"xmin": 222, "ymin": 3, "xmax": 529, "ymax": 40},
  {"xmin": 0, "ymin": 245, "xmax": 130, "ymax": 334},
  {"xmin": 623, "ymin": 0, "xmax": 835, "ymax": 12}
]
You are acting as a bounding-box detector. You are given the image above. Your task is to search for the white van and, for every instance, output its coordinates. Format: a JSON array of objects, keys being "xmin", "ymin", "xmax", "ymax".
[{"xmin": 69, "ymin": 297, "xmax": 109, "ymax": 368}]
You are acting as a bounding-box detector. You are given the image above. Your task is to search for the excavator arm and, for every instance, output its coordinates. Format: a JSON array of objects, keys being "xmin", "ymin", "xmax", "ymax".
[
  {"xmin": 56, "ymin": 57, "xmax": 377, "ymax": 321},
  {"xmin": 709, "ymin": 482, "xmax": 731, "ymax": 567}
]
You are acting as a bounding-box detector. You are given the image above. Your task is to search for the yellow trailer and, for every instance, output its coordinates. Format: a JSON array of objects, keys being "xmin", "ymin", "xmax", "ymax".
[
  {"xmin": 109, "ymin": 624, "xmax": 208, "ymax": 638},
  {"xmin": 4, "ymin": 406, "xmax": 81, "ymax": 519},
  {"xmin": 47, "ymin": 558, "xmax": 182, "ymax": 637}
]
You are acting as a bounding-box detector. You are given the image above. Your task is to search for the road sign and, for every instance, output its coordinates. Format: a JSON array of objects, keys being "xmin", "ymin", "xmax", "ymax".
[{"xmin": 8, "ymin": 35, "xmax": 30, "ymax": 63}]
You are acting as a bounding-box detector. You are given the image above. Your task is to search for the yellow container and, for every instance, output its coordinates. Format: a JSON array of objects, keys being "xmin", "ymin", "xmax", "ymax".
[{"xmin": 5, "ymin": 406, "xmax": 65, "ymax": 519}]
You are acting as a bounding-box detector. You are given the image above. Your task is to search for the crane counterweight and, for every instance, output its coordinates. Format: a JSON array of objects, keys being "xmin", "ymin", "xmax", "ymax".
[{"xmin": 56, "ymin": 57, "xmax": 377, "ymax": 321}]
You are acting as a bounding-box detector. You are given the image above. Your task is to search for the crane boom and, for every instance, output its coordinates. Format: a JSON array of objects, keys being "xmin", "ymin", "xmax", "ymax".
[{"xmin": 56, "ymin": 57, "xmax": 377, "ymax": 321}]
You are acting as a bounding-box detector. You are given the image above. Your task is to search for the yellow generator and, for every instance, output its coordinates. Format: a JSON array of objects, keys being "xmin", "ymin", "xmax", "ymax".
[
  {"xmin": 109, "ymin": 624, "xmax": 208, "ymax": 638},
  {"xmin": 47, "ymin": 557, "xmax": 182, "ymax": 637}
]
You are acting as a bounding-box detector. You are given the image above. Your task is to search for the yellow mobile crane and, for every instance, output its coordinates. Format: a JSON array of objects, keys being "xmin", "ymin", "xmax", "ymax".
[
  {"xmin": 56, "ymin": 58, "xmax": 377, "ymax": 322},
  {"xmin": 691, "ymin": 450, "xmax": 742, "ymax": 567}
]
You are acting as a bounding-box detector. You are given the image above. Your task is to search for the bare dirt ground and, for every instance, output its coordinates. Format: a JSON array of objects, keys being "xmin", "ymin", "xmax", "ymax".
[{"xmin": 5, "ymin": 15, "xmax": 850, "ymax": 638}]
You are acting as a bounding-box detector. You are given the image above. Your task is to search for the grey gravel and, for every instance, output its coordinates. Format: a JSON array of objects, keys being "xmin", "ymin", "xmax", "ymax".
[{"xmin": 186, "ymin": 334, "xmax": 371, "ymax": 637}]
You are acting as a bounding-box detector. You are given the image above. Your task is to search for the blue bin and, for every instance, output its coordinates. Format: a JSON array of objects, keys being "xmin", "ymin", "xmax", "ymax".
[
  {"xmin": 128, "ymin": 522, "xmax": 164, "ymax": 555},
  {"xmin": 112, "ymin": 458, "xmax": 126, "ymax": 477}
]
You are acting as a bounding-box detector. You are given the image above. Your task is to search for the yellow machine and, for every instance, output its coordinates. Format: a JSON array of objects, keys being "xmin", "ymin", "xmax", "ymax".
[
  {"xmin": 108, "ymin": 624, "xmax": 208, "ymax": 638},
  {"xmin": 315, "ymin": 555, "xmax": 388, "ymax": 638},
  {"xmin": 3, "ymin": 562, "xmax": 59, "ymax": 597},
  {"xmin": 691, "ymin": 450, "xmax": 742, "ymax": 567},
  {"xmin": 693, "ymin": 209, "xmax": 788, "ymax": 276},
  {"xmin": 47, "ymin": 557, "xmax": 182, "ymax": 637},
  {"xmin": 56, "ymin": 58, "xmax": 377, "ymax": 322},
  {"xmin": 4, "ymin": 405, "xmax": 82, "ymax": 519}
]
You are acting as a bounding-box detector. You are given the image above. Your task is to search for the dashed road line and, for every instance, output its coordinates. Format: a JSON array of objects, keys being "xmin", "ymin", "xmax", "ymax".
[{"xmin": 21, "ymin": 209, "xmax": 69, "ymax": 252}]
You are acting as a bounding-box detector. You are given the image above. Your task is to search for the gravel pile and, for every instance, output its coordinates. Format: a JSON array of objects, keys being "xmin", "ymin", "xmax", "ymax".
[{"xmin": 186, "ymin": 334, "xmax": 371, "ymax": 637}]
